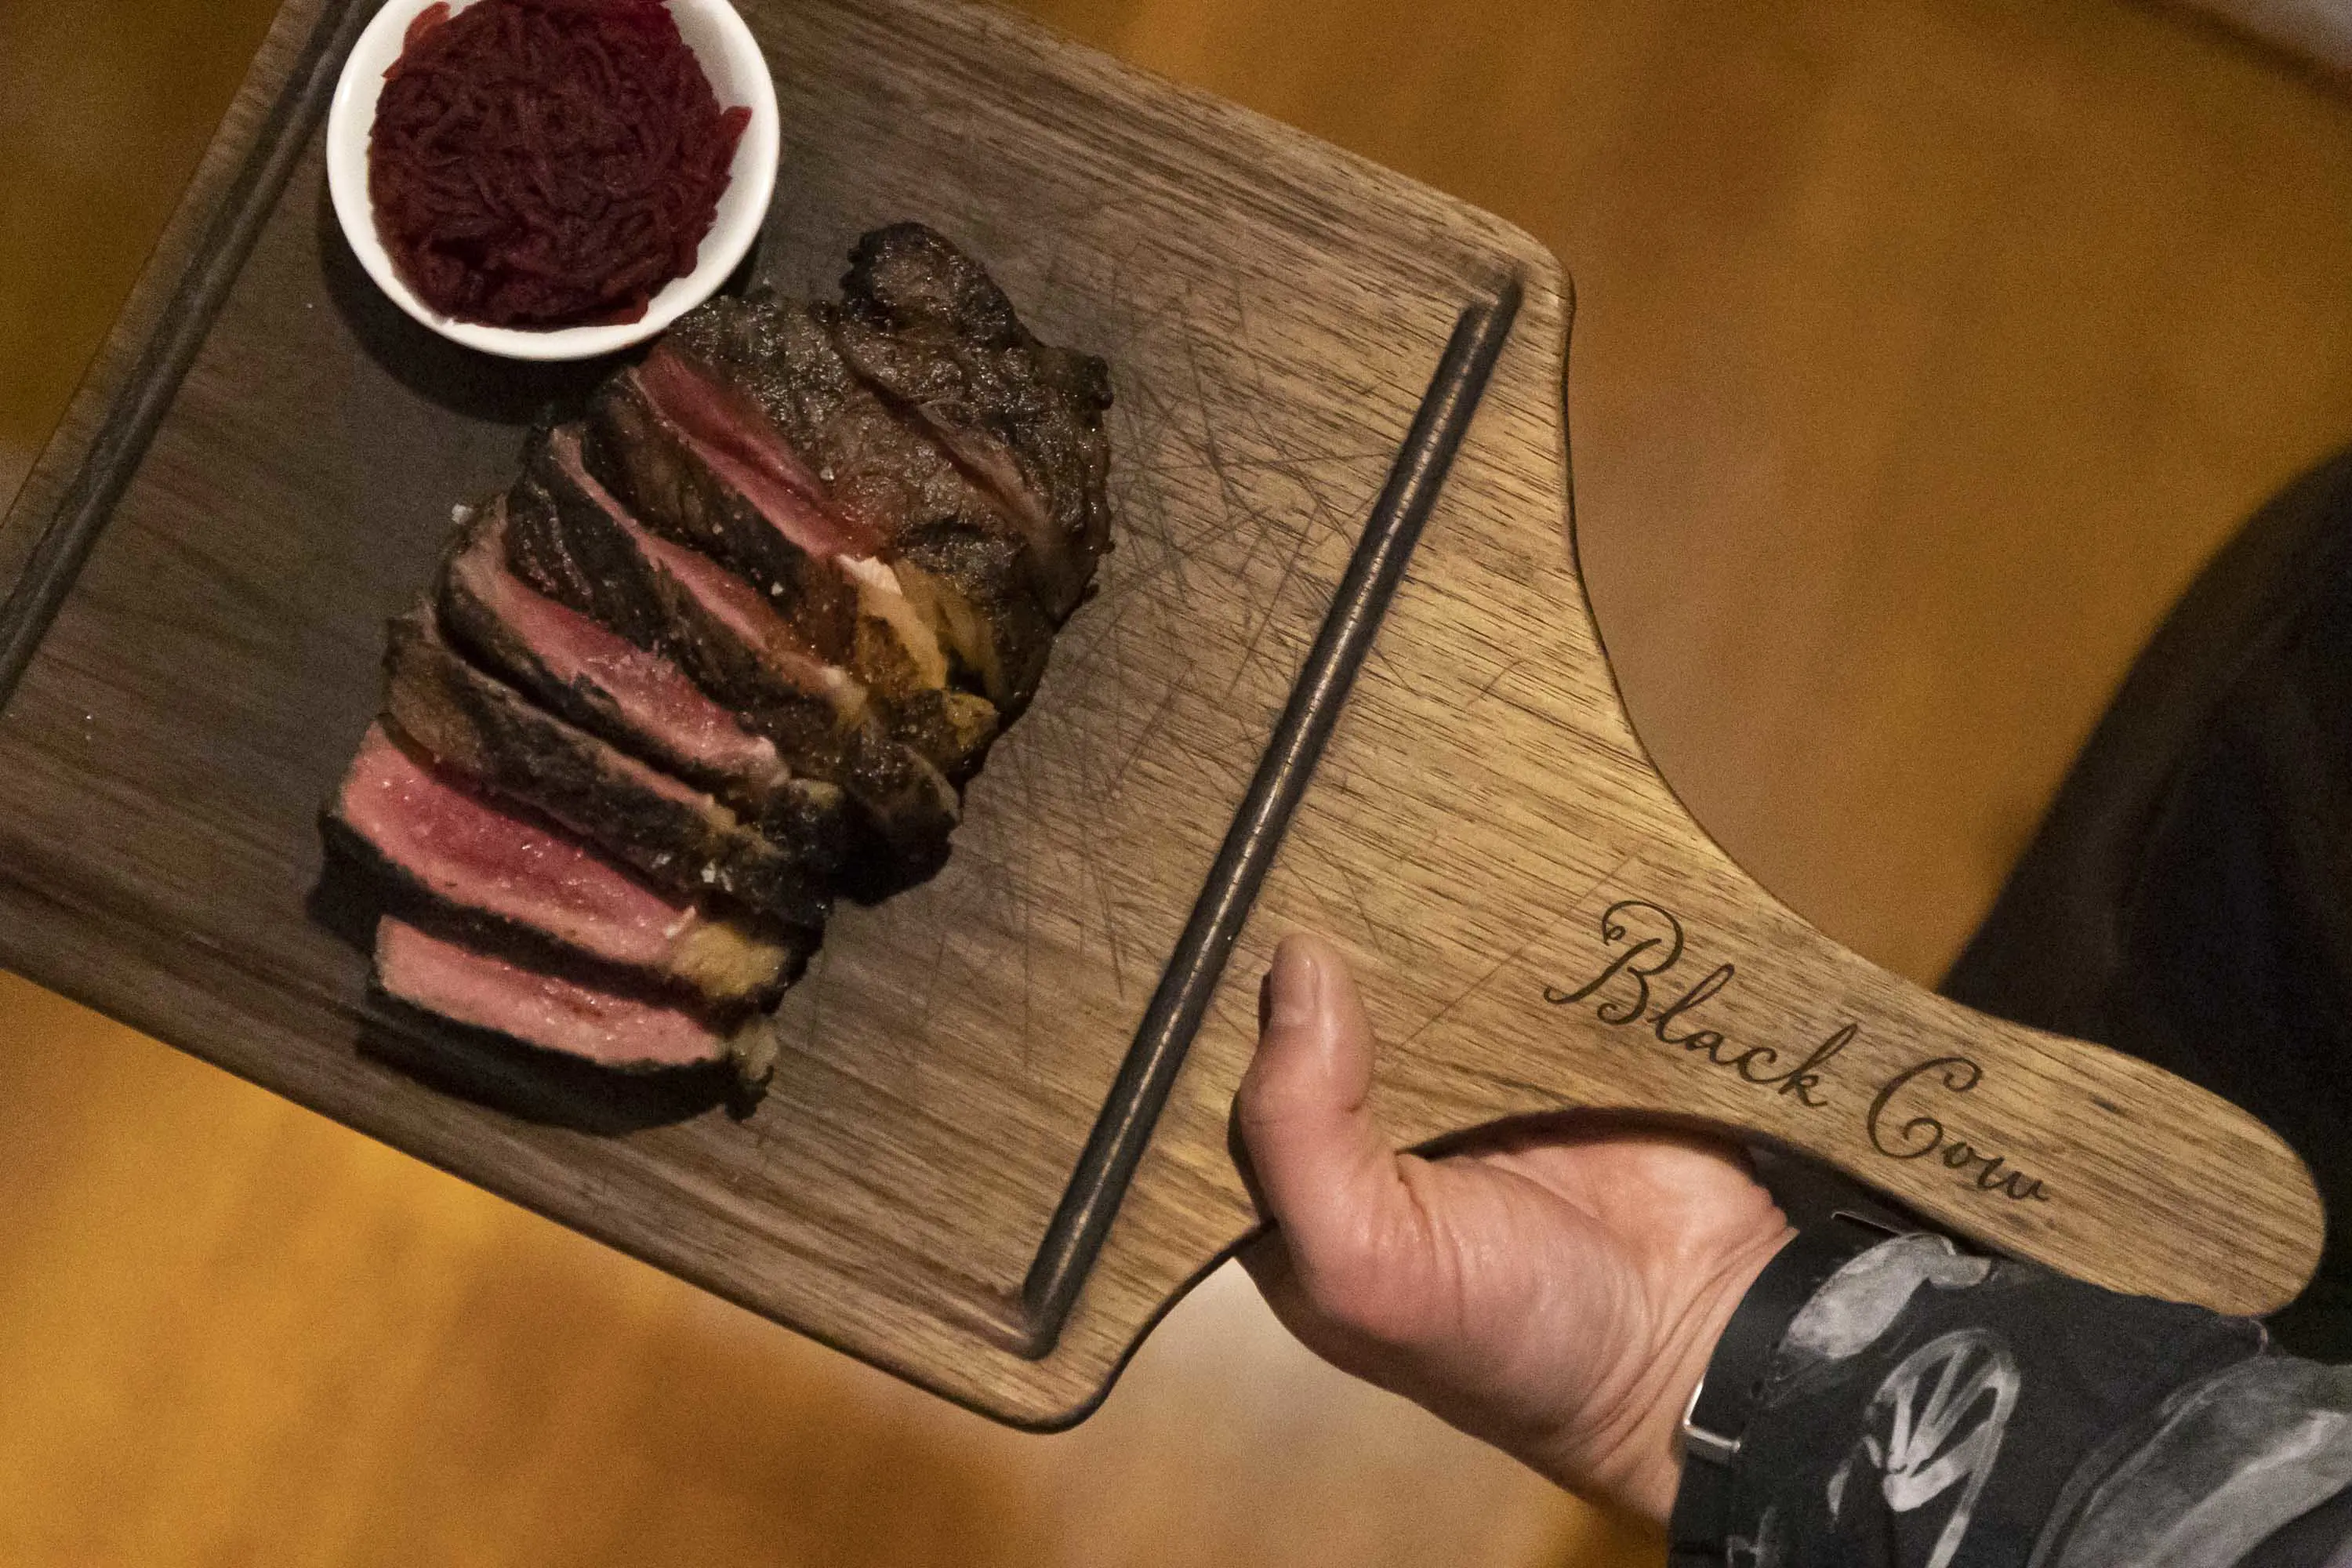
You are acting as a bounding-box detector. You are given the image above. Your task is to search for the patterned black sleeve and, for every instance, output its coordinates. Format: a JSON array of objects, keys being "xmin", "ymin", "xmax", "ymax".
[{"xmin": 1704, "ymin": 1233, "xmax": 2352, "ymax": 1568}]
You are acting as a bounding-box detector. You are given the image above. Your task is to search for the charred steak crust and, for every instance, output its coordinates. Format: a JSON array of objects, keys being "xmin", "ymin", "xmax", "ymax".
[
  {"xmin": 510, "ymin": 434, "xmax": 960, "ymax": 888},
  {"xmin": 383, "ymin": 608, "xmax": 832, "ymax": 931},
  {"xmin": 831, "ymin": 223, "xmax": 1114, "ymax": 622},
  {"xmin": 668, "ymin": 293, "xmax": 1058, "ymax": 717},
  {"xmin": 891, "ymin": 523, "xmax": 1055, "ymax": 719},
  {"xmin": 608, "ymin": 337, "xmax": 1002, "ymax": 778},
  {"xmin": 877, "ymin": 686, "xmax": 999, "ymax": 786},
  {"xmin": 511, "ymin": 439, "xmax": 863, "ymax": 768},
  {"xmin": 325, "ymin": 812, "xmax": 809, "ymax": 1014},
  {"xmin": 437, "ymin": 493, "xmax": 852, "ymax": 864},
  {"xmin": 328, "ymin": 723, "xmax": 804, "ymax": 1010},
  {"xmin": 579, "ymin": 368, "xmax": 858, "ymax": 649}
]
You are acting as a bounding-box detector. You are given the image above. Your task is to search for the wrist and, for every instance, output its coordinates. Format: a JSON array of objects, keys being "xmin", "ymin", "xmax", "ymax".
[
  {"xmin": 1664, "ymin": 1216, "xmax": 1902, "ymax": 1558},
  {"xmin": 1610, "ymin": 1226, "xmax": 1793, "ymax": 1523}
]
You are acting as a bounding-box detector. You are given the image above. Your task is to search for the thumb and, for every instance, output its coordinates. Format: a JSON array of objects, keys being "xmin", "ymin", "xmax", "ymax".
[{"xmin": 1235, "ymin": 935, "xmax": 1425, "ymax": 1315}]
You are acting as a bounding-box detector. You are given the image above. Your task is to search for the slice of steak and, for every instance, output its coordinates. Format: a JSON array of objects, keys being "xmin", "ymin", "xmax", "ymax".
[
  {"xmin": 439, "ymin": 492, "xmax": 851, "ymax": 850},
  {"xmin": 510, "ymin": 433, "xmax": 961, "ymax": 885},
  {"xmin": 581, "ymin": 354, "xmax": 865, "ymax": 652},
  {"xmin": 383, "ymin": 606, "xmax": 833, "ymax": 927},
  {"xmin": 670, "ymin": 293, "xmax": 1056, "ymax": 716},
  {"xmin": 831, "ymin": 222, "xmax": 1113, "ymax": 620},
  {"xmin": 593, "ymin": 343, "xmax": 992, "ymax": 770},
  {"xmin": 515, "ymin": 428, "xmax": 869, "ymax": 760},
  {"xmin": 332, "ymin": 724, "xmax": 802, "ymax": 1007},
  {"xmin": 376, "ymin": 917, "xmax": 768, "ymax": 1074}
]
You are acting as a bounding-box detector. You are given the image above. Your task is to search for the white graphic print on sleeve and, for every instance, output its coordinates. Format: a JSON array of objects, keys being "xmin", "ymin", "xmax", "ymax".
[
  {"xmin": 1785, "ymin": 1236, "xmax": 1994, "ymax": 1369},
  {"xmin": 1826, "ymin": 1329, "xmax": 2020, "ymax": 1568}
]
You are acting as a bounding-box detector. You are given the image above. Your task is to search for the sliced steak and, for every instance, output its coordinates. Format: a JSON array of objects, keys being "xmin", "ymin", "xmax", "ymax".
[
  {"xmin": 439, "ymin": 492, "xmax": 852, "ymax": 850},
  {"xmin": 332, "ymin": 724, "xmax": 800, "ymax": 1007},
  {"xmin": 328, "ymin": 225, "xmax": 1121, "ymax": 1091},
  {"xmin": 510, "ymin": 432, "xmax": 961, "ymax": 885},
  {"xmin": 831, "ymin": 222, "xmax": 1113, "ymax": 619},
  {"xmin": 376, "ymin": 917, "xmax": 765, "ymax": 1073},
  {"xmin": 383, "ymin": 606, "xmax": 833, "ymax": 927},
  {"xmin": 582, "ymin": 354, "xmax": 866, "ymax": 652},
  {"xmin": 592, "ymin": 343, "xmax": 992, "ymax": 767},
  {"xmin": 515, "ymin": 428, "xmax": 869, "ymax": 757},
  {"xmin": 670, "ymin": 293, "xmax": 1057, "ymax": 715}
]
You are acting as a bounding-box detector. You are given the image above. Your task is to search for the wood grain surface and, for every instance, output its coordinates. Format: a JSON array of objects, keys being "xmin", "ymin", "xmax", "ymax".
[{"xmin": 0, "ymin": 0, "xmax": 2329, "ymax": 1436}]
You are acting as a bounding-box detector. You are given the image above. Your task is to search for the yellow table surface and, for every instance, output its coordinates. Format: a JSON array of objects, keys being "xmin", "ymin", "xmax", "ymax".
[{"xmin": 4, "ymin": 0, "xmax": 2351, "ymax": 1562}]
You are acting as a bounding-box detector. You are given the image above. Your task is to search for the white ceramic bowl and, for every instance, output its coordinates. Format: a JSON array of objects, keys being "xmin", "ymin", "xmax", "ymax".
[{"xmin": 325, "ymin": 0, "xmax": 779, "ymax": 361}]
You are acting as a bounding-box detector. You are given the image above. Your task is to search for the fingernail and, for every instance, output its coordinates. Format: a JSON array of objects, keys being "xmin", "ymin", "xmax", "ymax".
[{"xmin": 1266, "ymin": 938, "xmax": 1320, "ymax": 1030}]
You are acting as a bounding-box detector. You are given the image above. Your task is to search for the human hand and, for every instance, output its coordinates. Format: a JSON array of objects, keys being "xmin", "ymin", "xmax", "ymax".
[{"xmin": 1233, "ymin": 934, "xmax": 1794, "ymax": 1523}]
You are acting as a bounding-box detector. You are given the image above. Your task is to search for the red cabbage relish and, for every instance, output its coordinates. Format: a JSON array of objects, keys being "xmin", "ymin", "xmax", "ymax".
[{"xmin": 368, "ymin": 0, "xmax": 752, "ymax": 329}]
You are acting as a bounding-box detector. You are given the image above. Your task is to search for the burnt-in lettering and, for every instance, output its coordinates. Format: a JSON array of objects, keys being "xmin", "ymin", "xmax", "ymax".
[
  {"xmin": 1867, "ymin": 1055, "xmax": 2049, "ymax": 1202},
  {"xmin": 1746, "ymin": 1022, "xmax": 1852, "ymax": 1109},
  {"xmin": 1544, "ymin": 900, "xmax": 1684, "ymax": 1025},
  {"xmin": 1540, "ymin": 895, "xmax": 2052, "ymax": 1205}
]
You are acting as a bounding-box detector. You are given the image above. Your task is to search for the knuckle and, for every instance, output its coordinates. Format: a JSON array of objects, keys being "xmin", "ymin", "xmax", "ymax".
[{"xmin": 1235, "ymin": 1066, "xmax": 1319, "ymax": 1145}]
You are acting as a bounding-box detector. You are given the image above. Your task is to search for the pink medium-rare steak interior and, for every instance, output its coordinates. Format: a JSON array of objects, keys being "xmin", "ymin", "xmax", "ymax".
[
  {"xmin": 375, "ymin": 917, "xmax": 729, "ymax": 1069},
  {"xmin": 615, "ymin": 501, "xmax": 867, "ymax": 713},
  {"xmin": 337, "ymin": 725, "xmax": 790, "ymax": 994},
  {"xmin": 635, "ymin": 346, "xmax": 885, "ymax": 561},
  {"xmin": 446, "ymin": 514, "xmax": 787, "ymax": 783},
  {"xmin": 384, "ymin": 608, "xmax": 719, "ymax": 815},
  {"xmin": 340, "ymin": 724, "xmax": 689, "ymax": 963},
  {"xmin": 380, "ymin": 608, "xmax": 837, "ymax": 931},
  {"xmin": 564, "ymin": 388, "xmax": 955, "ymax": 704},
  {"xmin": 534, "ymin": 424, "xmax": 870, "ymax": 715}
]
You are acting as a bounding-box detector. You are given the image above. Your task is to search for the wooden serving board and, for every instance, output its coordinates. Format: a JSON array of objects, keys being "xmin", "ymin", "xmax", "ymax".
[{"xmin": 0, "ymin": 0, "xmax": 2321, "ymax": 1426}]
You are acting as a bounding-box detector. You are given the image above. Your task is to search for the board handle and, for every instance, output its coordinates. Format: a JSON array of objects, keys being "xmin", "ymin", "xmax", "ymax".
[{"xmin": 1383, "ymin": 865, "xmax": 2325, "ymax": 1318}]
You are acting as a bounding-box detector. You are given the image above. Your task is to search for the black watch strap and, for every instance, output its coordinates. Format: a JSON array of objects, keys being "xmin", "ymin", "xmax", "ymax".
[{"xmin": 1667, "ymin": 1214, "xmax": 1896, "ymax": 1566}]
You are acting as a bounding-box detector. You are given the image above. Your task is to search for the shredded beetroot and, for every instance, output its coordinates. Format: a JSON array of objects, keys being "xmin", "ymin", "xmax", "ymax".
[{"xmin": 368, "ymin": 0, "xmax": 752, "ymax": 329}]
